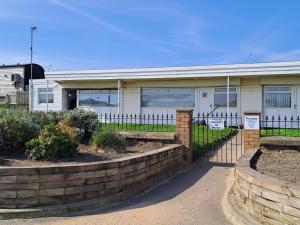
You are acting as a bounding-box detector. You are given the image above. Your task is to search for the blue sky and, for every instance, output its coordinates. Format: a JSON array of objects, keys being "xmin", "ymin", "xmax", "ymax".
[{"xmin": 1, "ymin": 0, "xmax": 300, "ymax": 71}]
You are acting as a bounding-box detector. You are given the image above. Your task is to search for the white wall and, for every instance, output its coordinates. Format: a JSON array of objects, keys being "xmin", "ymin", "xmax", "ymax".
[
  {"xmin": 0, "ymin": 67, "xmax": 25, "ymax": 93},
  {"xmin": 240, "ymin": 78, "xmax": 263, "ymax": 115},
  {"xmin": 32, "ymin": 79, "xmax": 63, "ymax": 111},
  {"xmin": 122, "ymin": 87, "xmax": 140, "ymax": 115},
  {"xmin": 33, "ymin": 76, "xmax": 300, "ymax": 121}
]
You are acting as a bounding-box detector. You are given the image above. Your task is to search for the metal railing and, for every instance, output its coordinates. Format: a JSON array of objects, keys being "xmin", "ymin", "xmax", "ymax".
[
  {"xmin": 260, "ymin": 115, "xmax": 300, "ymax": 137},
  {"xmin": 192, "ymin": 113, "xmax": 242, "ymax": 162},
  {"xmin": 83, "ymin": 111, "xmax": 244, "ymax": 164},
  {"xmin": 97, "ymin": 113, "xmax": 176, "ymax": 132}
]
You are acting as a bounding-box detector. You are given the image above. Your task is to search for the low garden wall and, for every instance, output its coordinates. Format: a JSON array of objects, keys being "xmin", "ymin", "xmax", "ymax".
[
  {"xmin": 233, "ymin": 149, "xmax": 300, "ymax": 224},
  {"xmin": 0, "ymin": 144, "xmax": 185, "ymax": 209}
]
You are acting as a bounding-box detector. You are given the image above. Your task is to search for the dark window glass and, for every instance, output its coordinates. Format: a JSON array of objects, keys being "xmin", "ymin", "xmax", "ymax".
[
  {"xmin": 214, "ymin": 87, "xmax": 237, "ymax": 107},
  {"xmin": 38, "ymin": 88, "xmax": 54, "ymax": 104},
  {"xmin": 79, "ymin": 89, "xmax": 117, "ymax": 107}
]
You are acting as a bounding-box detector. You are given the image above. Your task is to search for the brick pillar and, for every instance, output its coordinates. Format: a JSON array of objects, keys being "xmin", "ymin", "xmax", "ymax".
[
  {"xmin": 176, "ymin": 109, "xmax": 193, "ymax": 162},
  {"xmin": 243, "ymin": 112, "xmax": 261, "ymax": 151}
]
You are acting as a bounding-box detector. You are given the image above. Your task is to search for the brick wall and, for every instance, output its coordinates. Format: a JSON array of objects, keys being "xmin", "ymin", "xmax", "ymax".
[
  {"xmin": 243, "ymin": 130, "xmax": 260, "ymax": 150},
  {"xmin": 243, "ymin": 112, "xmax": 261, "ymax": 151},
  {"xmin": 176, "ymin": 110, "xmax": 193, "ymax": 162}
]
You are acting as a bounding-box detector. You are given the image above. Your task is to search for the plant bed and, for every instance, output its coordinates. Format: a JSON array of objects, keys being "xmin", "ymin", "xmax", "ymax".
[
  {"xmin": 224, "ymin": 148, "xmax": 300, "ymax": 225},
  {"xmin": 0, "ymin": 144, "xmax": 185, "ymax": 215},
  {"xmin": 254, "ymin": 147, "xmax": 300, "ymax": 183},
  {"xmin": 0, "ymin": 140, "xmax": 170, "ymax": 167}
]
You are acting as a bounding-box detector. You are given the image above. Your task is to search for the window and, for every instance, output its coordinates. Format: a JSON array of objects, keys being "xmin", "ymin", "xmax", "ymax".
[
  {"xmin": 265, "ymin": 86, "xmax": 291, "ymax": 108},
  {"xmin": 79, "ymin": 89, "xmax": 117, "ymax": 107},
  {"xmin": 141, "ymin": 88, "xmax": 195, "ymax": 107},
  {"xmin": 214, "ymin": 87, "xmax": 237, "ymax": 107},
  {"xmin": 38, "ymin": 88, "xmax": 54, "ymax": 104}
]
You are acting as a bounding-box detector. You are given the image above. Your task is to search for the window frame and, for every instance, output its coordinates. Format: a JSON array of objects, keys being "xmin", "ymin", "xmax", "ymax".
[
  {"xmin": 78, "ymin": 89, "xmax": 118, "ymax": 107},
  {"xmin": 140, "ymin": 87, "xmax": 195, "ymax": 108},
  {"xmin": 38, "ymin": 88, "xmax": 54, "ymax": 104},
  {"xmin": 264, "ymin": 86, "xmax": 292, "ymax": 109},
  {"xmin": 213, "ymin": 86, "xmax": 238, "ymax": 108}
]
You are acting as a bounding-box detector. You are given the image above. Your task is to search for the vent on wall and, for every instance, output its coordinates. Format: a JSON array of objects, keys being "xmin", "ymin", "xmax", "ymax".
[{"xmin": 11, "ymin": 74, "xmax": 21, "ymax": 83}]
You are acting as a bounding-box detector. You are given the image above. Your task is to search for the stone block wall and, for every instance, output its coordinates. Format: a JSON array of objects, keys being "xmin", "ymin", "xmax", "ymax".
[
  {"xmin": 234, "ymin": 149, "xmax": 300, "ymax": 224},
  {"xmin": 0, "ymin": 144, "xmax": 185, "ymax": 209}
]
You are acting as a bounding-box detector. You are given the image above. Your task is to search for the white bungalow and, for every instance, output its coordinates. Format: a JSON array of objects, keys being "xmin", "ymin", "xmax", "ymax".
[{"xmin": 32, "ymin": 61, "xmax": 300, "ymax": 120}]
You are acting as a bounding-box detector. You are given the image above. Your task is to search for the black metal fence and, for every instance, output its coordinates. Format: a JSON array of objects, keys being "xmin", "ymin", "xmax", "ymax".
[
  {"xmin": 97, "ymin": 113, "xmax": 176, "ymax": 132},
  {"xmin": 192, "ymin": 113, "xmax": 243, "ymax": 163},
  {"xmin": 93, "ymin": 112, "xmax": 244, "ymax": 164},
  {"xmin": 260, "ymin": 115, "xmax": 300, "ymax": 137}
]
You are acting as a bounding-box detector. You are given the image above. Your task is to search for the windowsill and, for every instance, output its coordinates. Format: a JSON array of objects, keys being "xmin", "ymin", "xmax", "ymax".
[
  {"xmin": 141, "ymin": 106, "xmax": 195, "ymax": 108},
  {"xmin": 38, "ymin": 103, "xmax": 54, "ymax": 105},
  {"xmin": 265, "ymin": 108, "xmax": 292, "ymax": 109},
  {"xmin": 78, "ymin": 106, "xmax": 118, "ymax": 108},
  {"xmin": 214, "ymin": 107, "xmax": 238, "ymax": 109}
]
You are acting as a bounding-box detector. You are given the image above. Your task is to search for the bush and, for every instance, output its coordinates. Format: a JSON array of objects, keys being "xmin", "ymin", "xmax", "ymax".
[
  {"xmin": 26, "ymin": 124, "xmax": 79, "ymax": 160},
  {"xmin": 58, "ymin": 119, "xmax": 75, "ymax": 127},
  {"xmin": 0, "ymin": 117, "xmax": 40, "ymax": 154},
  {"xmin": 30, "ymin": 111, "xmax": 64, "ymax": 128},
  {"xmin": 63, "ymin": 109, "xmax": 98, "ymax": 140},
  {"xmin": 91, "ymin": 130, "xmax": 126, "ymax": 151},
  {"xmin": 0, "ymin": 102, "xmax": 10, "ymax": 109},
  {"xmin": 57, "ymin": 122, "xmax": 78, "ymax": 140}
]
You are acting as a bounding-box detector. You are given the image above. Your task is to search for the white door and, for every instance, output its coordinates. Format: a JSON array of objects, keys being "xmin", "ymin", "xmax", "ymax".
[
  {"xmin": 198, "ymin": 88, "xmax": 214, "ymax": 115},
  {"xmin": 264, "ymin": 86, "xmax": 294, "ymax": 124},
  {"xmin": 295, "ymin": 86, "xmax": 300, "ymax": 117}
]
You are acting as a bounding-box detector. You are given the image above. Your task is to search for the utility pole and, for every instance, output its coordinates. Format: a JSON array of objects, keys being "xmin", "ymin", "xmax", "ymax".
[
  {"xmin": 227, "ymin": 75, "xmax": 230, "ymax": 127},
  {"xmin": 29, "ymin": 26, "xmax": 37, "ymax": 111}
]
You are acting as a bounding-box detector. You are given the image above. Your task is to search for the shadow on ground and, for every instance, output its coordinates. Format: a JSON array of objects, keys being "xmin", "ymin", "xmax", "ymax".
[
  {"xmin": 4, "ymin": 162, "xmax": 233, "ymax": 225},
  {"xmin": 65, "ymin": 162, "xmax": 231, "ymax": 218}
]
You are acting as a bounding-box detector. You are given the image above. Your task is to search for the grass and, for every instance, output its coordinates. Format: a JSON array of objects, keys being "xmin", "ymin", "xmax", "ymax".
[
  {"xmin": 100, "ymin": 123, "xmax": 176, "ymax": 132},
  {"xmin": 261, "ymin": 128, "xmax": 300, "ymax": 137},
  {"xmin": 192, "ymin": 126, "xmax": 238, "ymax": 159},
  {"xmin": 99, "ymin": 122, "xmax": 238, "ymax": 159}
]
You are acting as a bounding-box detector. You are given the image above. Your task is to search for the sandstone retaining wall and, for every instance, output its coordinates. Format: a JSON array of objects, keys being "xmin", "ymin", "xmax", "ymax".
[
  {"xmin": 0, "ymin": 144, "xmax": 185, "ymax": 209},
  {"xmin": 234, "ymin": 149, "xmax": 300, "ymax": 224}
]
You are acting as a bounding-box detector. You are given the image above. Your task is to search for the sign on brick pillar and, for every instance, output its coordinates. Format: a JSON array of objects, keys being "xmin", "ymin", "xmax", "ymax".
[
  {"xmin": 176, "ymin": 110, "xmax": 193, "ymax": 162},
  {"xmin": 243, "ymin": 112, "xmax": 261, "ymax": 151}
]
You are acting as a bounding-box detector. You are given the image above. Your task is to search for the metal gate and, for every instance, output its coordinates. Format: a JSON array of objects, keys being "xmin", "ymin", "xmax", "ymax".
[{"xmin": 192, "ymin": 113, "xmax": 243, "ymax": 165}]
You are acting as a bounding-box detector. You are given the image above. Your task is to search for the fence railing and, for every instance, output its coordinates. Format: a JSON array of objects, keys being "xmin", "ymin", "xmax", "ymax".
[
  {"xmin": 97, "ymin": 113, "xmax": 176, "ymax": 132},
  {"xmin": 260, "ymin": 115, "xmax": 300, "ymax": 137},
  {"xmin": 0, "ymin": 91, "xmax": 28, "ymax": 105},
  {"xmin": 192, "ymin": 113, "xmax": 242, "ymax": 159}
]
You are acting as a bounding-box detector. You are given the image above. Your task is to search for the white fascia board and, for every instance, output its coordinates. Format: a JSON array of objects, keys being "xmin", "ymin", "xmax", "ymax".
[{"xmin": 45, "ymin": 61, "xmax": 300, "ymax": 81}]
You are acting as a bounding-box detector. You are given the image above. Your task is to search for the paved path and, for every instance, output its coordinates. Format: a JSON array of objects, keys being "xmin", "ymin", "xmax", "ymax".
[
  {"xmin": 205, "ymin": 131, "xmax": 244, "ymax": 164},
  {"xmin": 1, "ymin": 164, "xmax": 232, "ymax": 225}
]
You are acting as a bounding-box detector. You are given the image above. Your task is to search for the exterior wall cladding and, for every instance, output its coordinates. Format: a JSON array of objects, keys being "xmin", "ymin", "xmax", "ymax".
[
  {"xmin": 32, "ymin": 76, "xmax": 300, "ymax": 119},
  {"xmin": 32, "ymin": 61, "xmax": 300, "ymax": 120}
]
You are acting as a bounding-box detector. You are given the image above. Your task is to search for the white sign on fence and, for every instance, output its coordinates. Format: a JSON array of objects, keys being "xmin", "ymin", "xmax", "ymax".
[
  {"xmin": 208, "ymin": 118, "xmax": 225, "ymax": 130},
  {"xmin": 244, "ymin": 115, "xmax": 260, "ymax": 130}
]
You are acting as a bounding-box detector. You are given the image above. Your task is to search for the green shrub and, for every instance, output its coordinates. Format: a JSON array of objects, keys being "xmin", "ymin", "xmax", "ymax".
[
  {"xmin": 0, "ymin": 102, "xmax": 10, "ymax": 109},
  {"xmin": 0, "ymin": 117, "xmax": 40, "ymax": 154},
  {"xmin": 26, "ymin": 124, "xmax": 79, "ymax": 160},
  {"xmin": 0, "ymin": 107, "xmax": 29, "ymax": 120},
  {"xmin": 91, "ymin": 130, "xmax": 126, "ymax": 151},
  {"xmin": 30, "ymin": 111, "xmax": 64, "ymax": 128},
  {"xmin": 63, "ymin": 109, "xmax": 98, "ymax": 140}
]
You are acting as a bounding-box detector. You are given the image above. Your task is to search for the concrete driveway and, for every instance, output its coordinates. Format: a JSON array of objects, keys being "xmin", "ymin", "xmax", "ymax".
[{"xmin": 1, "ymin": 164, "xmax": 232, "ymax": 225}]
